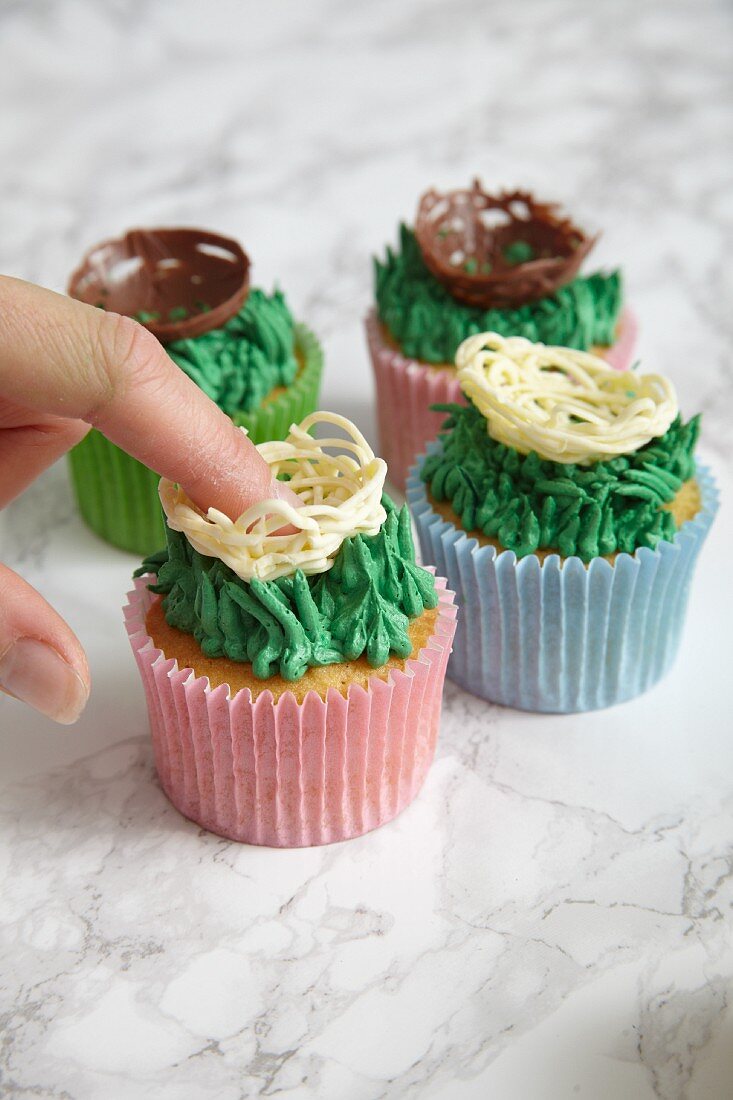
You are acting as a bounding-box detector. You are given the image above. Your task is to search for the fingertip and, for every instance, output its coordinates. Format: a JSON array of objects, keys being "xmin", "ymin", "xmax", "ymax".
[
  {"xmin": 0, "ymin": 638, "xmax": 90, "ymax": 725},
  {"xmin": 0, "ymin": 563, "xmax": 91, "ymax": 726}
]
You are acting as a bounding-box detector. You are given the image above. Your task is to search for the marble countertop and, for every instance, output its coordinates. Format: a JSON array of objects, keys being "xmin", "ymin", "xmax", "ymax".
[{"xmin": 1, "ymin": 1, "xmax": 731, "ymax": 1097}]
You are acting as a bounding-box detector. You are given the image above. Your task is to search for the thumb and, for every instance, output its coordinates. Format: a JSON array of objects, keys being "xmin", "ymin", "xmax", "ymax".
[{"xmin": 0, "ymin": 563, "xmax": 89, "ymax": 725}]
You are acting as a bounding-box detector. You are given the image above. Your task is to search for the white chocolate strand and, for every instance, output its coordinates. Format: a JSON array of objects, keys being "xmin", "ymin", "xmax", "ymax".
[
  {"xmin": 455, "ymin": 332, "xmax": 678, "ymax": 464},
  {"xmin": 159, "ymin": 412, "xmax": 387, "ymax": 582}
]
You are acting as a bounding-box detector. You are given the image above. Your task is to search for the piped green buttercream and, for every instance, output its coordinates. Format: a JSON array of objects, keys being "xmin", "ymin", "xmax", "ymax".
[
  {"xmin": 166, "ymin": 288, "xmax": 298, "ymax": 415},
  {"xmin": 374, "ymin": 225, "xmax": 623, "ymax": 363},
  {"xmin": 421, "ymin": 403, "xmax": 699, "ymax": 561},
  {"xmin": 136, "ymin": 498, "xmax": 438, "ymax": 681}
]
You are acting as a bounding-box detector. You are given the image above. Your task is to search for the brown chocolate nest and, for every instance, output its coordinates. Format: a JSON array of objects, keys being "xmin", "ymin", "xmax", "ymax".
[
  {"xmin": 414, "ymin": 182, "xmax": 597, "ymax": 309},
  {"xmin": 68, "ymin": 227, "xmax": 251, "ymax": 343}
]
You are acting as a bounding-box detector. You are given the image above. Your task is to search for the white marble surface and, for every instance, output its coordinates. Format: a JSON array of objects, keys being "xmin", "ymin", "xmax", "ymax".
[{"xmin": 1, "ymin": 1, "xmax": 732, "ymax": 1097}]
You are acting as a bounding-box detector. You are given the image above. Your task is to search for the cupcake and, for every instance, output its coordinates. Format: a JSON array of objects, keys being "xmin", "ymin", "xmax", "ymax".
[
  {"xmin": 407, "ymin": 332, "xmax": 717, "ymax": 713},
  {"xmin": 67, "ymin": 227, "xmax": 323, "ymax": 555},
  {"xmin": 366, "ymin": 182, "xmax": 637, "ymax": 489},
  {"xmin": 125, "ymin": 411, "xmax": 456, "ymax": 847}
]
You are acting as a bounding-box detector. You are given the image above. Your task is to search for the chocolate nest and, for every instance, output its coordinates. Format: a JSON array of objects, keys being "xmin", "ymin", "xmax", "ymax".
[
  {"xmin": 414, "ymin": 182, "xmax": 597, "ymax": 309},
  {"xmin": 68, "ymin": 227, "xmax": 251, "ymax": 343}
]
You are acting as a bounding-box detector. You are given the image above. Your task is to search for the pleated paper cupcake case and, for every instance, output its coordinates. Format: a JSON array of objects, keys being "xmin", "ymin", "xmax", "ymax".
[
  {"xmin": 68, "ymin": 322, "xmax": 324, "ymax": 556},
  {"xmin": 407, "ymin": 453, "xmax": 718, "ymax": 713},
  {"xmin": 365, "ymin": 310, "xmax": 460, "ymax": 492},
  {"xmin": 365, "ymin": 308, "xmax": 638, "ymax": 493},
  {"xmin": 124, "ymin": 574, "xmax": 457, "ymax": 847},
  {"xmin": 67, "ymin": 428, "xmax": 164, "ymax": 554},
  {"xmin": 603, "ymin": 306, "xmax": 638, "ymax": 370}
]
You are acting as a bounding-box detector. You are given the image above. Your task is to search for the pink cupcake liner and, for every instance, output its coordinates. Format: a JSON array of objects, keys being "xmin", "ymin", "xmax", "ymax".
[
  {"xmin": 602, "ymin": 306, "xmax": 638, "ymax": 371},
  {"xmin": 366, "ymin": 311, "xmax": 462, "ymax": 495},
  {"xmin": 365, "ymin": 307, "xmax": 638, "ymax": 491},
  {"xmin": 124, "ymin": 575, "xmax": 456, "ymax": 848}
]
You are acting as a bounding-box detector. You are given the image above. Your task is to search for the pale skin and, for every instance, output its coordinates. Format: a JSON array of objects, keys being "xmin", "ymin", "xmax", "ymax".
[{"xmin": 0, "ymin": 276, "xmax": 299, "ymax": 726}]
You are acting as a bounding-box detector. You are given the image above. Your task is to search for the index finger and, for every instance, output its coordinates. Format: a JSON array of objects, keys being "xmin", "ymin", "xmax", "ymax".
[{"xmin": 0, "ymin": 276, "xmax": 280, "ymax": 519}]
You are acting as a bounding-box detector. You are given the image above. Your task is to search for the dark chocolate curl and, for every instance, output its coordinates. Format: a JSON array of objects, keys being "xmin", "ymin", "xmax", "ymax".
[
  {"xmin": 68, "ymin": 227, "xmax": 251, "ymax": 343},
  {"xmin": 414, "ymin": 182, "xmax": 597, "ymax": 308}
]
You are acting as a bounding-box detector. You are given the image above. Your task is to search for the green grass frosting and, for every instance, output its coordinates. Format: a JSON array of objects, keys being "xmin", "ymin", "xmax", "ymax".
[
  {"xmin": 375, "ymin": 225, "xmax": 623, "ymax": 362},
  {"xmin": 421, "ymin": 404, "xmax": 699, "ymax": 561},
  {"xmin": 137, "ymin": 498, "xmax": 438, "ymax": 682},
  {"xmin": 166, "ymin": 288, "xmax": 298, "ymax": 415}
]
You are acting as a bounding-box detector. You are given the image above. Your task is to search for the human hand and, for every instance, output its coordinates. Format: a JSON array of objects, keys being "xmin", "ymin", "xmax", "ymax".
[{"xmin": 0, "ymin": 275, "xmax": 298, "ymax": 725}]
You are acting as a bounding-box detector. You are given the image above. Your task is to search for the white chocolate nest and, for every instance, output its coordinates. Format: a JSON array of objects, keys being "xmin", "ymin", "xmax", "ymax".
[
  {"xmin": 455, "ymin": 332, "xmax": 678, "ymax": 465},
  {"xmin": 159, "ymin": 412, "xmax": 387, "ymax": 582}
]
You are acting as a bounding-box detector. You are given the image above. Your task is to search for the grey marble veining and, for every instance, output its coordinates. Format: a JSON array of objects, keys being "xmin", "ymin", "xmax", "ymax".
[{"xmin": 1, "ymin": 1, "xmax": 732, "ymax": 1097}]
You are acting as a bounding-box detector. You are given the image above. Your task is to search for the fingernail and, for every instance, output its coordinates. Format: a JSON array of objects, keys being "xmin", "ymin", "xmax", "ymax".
[
  {"xmin": 271, "ymin": 478, "xmax": 301, "ymax": 507},
  {"xmin": 0, "ymin": 639, "xmax": 89, "ymax": 725}
]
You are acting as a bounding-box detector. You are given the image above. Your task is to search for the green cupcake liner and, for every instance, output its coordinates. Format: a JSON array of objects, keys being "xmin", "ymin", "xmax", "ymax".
[
  {"xmin": 67, "ymin": 323, "xmax": 324, "ymax": 556},
  {"xmin": 68, "ymin": 433, "xmax": 166, "ymax": 554}
]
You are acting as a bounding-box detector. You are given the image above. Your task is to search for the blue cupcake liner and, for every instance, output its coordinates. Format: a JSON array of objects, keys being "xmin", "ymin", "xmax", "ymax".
[{"xmin": 407, "ymin": 445, "xmax": 719, "ymax": 713}]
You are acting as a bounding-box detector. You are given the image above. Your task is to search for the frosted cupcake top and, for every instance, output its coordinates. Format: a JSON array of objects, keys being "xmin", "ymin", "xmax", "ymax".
[
  {"xmin": 139, "ymin": 413, "xmax": 438, "ymax": 681},
  {"xmin": 420, "ymin": 333, "xmax": 699, "ymax": 562},
  {"xmin": 160, "ymin": 413, "xmax": 388, "ymax": 582},
  {"xmin": 374, "ymin": 224, "xmax": 622, "ymax": 363},
  {"xmin": 69, "ymin": 228, "xmax": 300, "ymax": 416},
  {"xmin": 455, "ymin": 332, "xmax": 677, "ymax": 464},
  {"xmin": 165, "ymin": 288, "xmax": 299, "ymax": 415}
]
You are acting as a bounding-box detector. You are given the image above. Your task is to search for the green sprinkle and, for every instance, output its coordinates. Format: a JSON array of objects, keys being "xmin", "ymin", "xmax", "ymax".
[
  {"xmin": 168, "ymin": 306, "xmax": 188, "ymax": 321},
  {"xmin": 194, "ymin": 301, "xmax": 211, "ymax": 313},
  {"xmin": 502, "ymin": 240, "xmax": 535, "ymax": 265},
  {"xmin": 135, "ymin": 310, "xmax": 160, "ymax": 323},
  {"xmin": 463, "ymin": 258, "xmax": 478, "ymax": 275}
]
